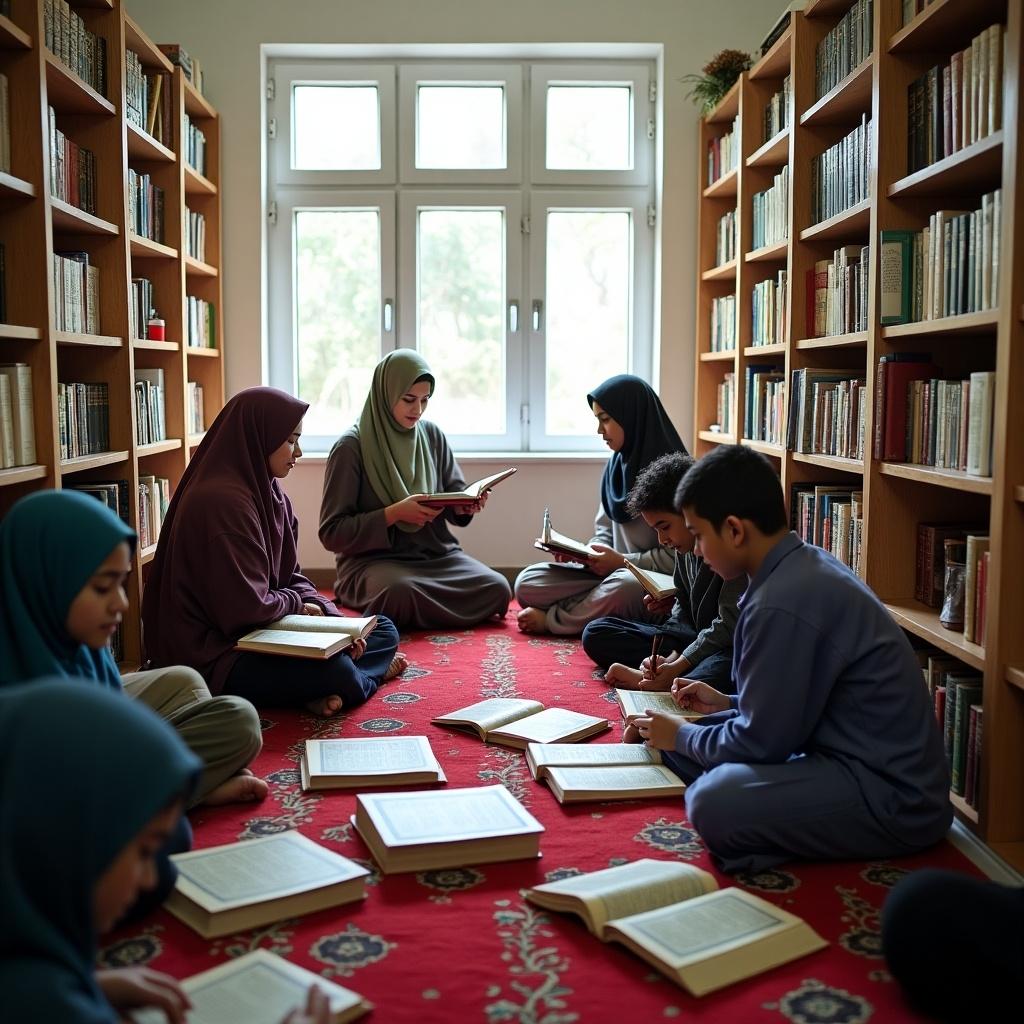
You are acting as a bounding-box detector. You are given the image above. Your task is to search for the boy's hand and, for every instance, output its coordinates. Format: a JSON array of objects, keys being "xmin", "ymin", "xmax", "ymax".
[
  {"xmin": 302, "ymin": 602, "xmax": 325, "ymax": 616},
  {"xmin": 638, "ymin": 651, "xmax": 682, "ymax": 691},
  {"xmin": 631, "ymin": 710, "xmax": 687, "ymax": 750},
  {"xmin": 642, "ymin": 594, "xmax": 675, "ymax": 615},
  {"xmin": 671, "ymin": 679, "xmax": 731, "ymax": 715},
  {"xmin": 589, "ymin": 543, "xmax": 626, "ymax": 578}
]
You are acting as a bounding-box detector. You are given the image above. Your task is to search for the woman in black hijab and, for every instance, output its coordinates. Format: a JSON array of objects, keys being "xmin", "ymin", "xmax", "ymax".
[{"xmin": 514, "ymin": 375, "xmax": 687, "ymax": 635}]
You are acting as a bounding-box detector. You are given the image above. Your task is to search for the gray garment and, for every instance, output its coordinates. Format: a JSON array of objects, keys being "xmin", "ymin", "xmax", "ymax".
[
  {"xmin": 319, "ymin": 423, "xmax": 511, "ymax": 629},
  {"xmin": 667, "ymin": 551, "xmax": 746, "ymax": 666},
  {"xmin": 514, "ymin": 501, "xmax": 676, "ymax": 635},
  {"xmin": 122, "ymin": 665, "xmax": 262, "ymax": 807}
]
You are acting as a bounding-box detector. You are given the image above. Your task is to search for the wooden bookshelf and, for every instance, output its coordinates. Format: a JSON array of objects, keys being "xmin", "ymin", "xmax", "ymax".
[
  {"xmin": 0, "ymin": 2, "xmax": 224, "ymax": 672},
  {"xmin": 692, "ymin": 0, "xmax": 1024, "ymax": 865}
]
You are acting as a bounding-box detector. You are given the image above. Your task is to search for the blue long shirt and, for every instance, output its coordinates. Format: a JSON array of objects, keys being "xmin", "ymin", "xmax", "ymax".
[{"xmin": 675, "ymin": 532, "xmax": 952, "ymax": 846}]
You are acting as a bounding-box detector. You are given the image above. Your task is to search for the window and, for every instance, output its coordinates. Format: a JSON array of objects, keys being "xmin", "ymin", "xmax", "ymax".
[{"xmin": 267, "ymin": 58, "xmax": 655, "ymax": 452}]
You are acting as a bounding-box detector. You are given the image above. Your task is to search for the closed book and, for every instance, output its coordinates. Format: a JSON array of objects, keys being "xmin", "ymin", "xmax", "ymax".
[
  {"xmin": 964, "ymin": 703, "xmax": 982, "ymax": 807},
  {"xmin": 879, "ymin": 230, "xmax": 914, "ymax": 325},
  {"xmin": 235, "ymin": 614, "xmax": 378, "ymax": 659},
  {"xmin": 966, "ymin": 370, "xmax": 994, "ymax": 475},
  {"xmin": 0, "ymin": 363, "xmax": 35, "ymax": 465},
  {"xmin": 300, "ymin": 736, "xmax": 446, "ymax": 791},
  {"xmin": 962, "ymin": 534, "xmax": 990, "ymax": 643},
  {"xmin": 880, "ymin": 358, "xmax": 939, "ymax": 462},
  {"xmin": 951, "ymin": 684, "xmax": 983, "ymax": 795},
  {"xmin": 543, "ymin": 764, "xmax": 686, "ymax": 804}
]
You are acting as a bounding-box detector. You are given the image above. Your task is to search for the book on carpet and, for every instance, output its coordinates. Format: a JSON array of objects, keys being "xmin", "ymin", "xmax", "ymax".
[
  {"xmin": 539, "ymin": 763, "xmax": 686, "ymax": 804},
  {"xmin": 526, "ymin": 859, "xmax": 827, "ymax": 997},
  {"xmin": 614, "ymin": 688, "xmax": 706, "ymax": 722},
  {"xmin": 165, "ymin": 831, "xmax": 369, "ymax": 938},
  {"xmin": 419, "ymin": 467, "xmax": 517, "ymax": 508},
  {"xmin": 300, "ymin": 735, "xmax": 446, "ymax": 791},
  {"xmin": 352, "ymin": 784, "xmax": 544, "ymax": 874},
  {"xmin": 130, "ymin": 949, "xmax": 371, "ymax": 1024},
  {"xmin": 235, "ymin": 614, "xmax": 378, "ymax": 659},
  {"xmin": 534, "ymin": 507, "xmax": 598, "ymax": 560},
  {"xmin": 432, "ymin": 696, "xmax": 610, "ymax": 748},
  {"xmin": 526, "ymin": 741, "xmax": 664, "ymax": 779},
  {"xmin": 621, "ymin": 561, "xmax": 679, "ymax": 600}
]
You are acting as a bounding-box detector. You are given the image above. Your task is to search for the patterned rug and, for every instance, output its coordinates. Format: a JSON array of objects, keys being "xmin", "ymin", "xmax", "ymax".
[{"xmin": 100, "ymin": 607, "xmax": 976, "ymax": 1023}]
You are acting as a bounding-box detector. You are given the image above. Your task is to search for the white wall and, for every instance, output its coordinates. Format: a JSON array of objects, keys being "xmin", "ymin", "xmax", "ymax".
[{"xmin": 127, "ymin": 0, "xmax": 770, "ymax": 569}]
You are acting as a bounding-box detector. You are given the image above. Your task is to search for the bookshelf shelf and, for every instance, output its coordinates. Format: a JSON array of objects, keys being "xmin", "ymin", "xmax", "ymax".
[
  {"xmin": 184, "ymin": 165, "xmax": 217, "ymax": 196},
  {"xmin": 126, "ymin": 121, "xmax": 175, "ymax": 163},
  {"xmin": 881, "ymin": 310, "xmax": 999, "ymax": 339},
  {"xmin": 188, "ymin": 431, "xmax": 207, "ymax": 447},
  {"xmin": 744, "ymin": 343, "xmax": 786, "ymax": 356},
  {"xmin": 887, "ymin": 132, "xmax": 1004, "ymax": 198},
  {"xmin": 878, "ymin": 462, "xmax": 994, "ymax": 495},
  {"xmin": 186, "ymin": 345, "xmax": 220, "ymax": 358},
  {"xmin": 796, "ymin": 330, "xmax": 868, "ymax": 349},
  {"xmin": 0, "ymin": 324, "xmax": 42, "ymax": 341},
  {"xmin": 77, "ymin": 0, "xmax": 115, "ymax": 8},
  {"xmin": 50, "ymin": 198, "xmax": 119, "ymax": 236},
  {"xmin": 133, "ymin": 338, "xmax": 180, "ymax": 352},
  {"xmin": 949, "ymin": 791, "xmax": 980, "ymax": 824},
  {"xmin": 699, "ymin": 349, "xmax": 736, "ymax": 362},
  {"xmin": 749, "ymin": 25, "xmax": 792, "ymax": 81},
  {"xmin": 701, "ymin": 259, "xmax": 736, "ymax": 281},
  {"xmin": 43, "ymin": 52, "xmax": 115, "ymax": 116},
  {"xmin": 740, "ymin": 439, "xmax": 784, "ymax": 457},
  {"xmin": 1006, "ymin": 665, "xmax": 1024, "ymax": 691},
  {"xmin": 54, "ymin": 331, "xmax": 123, "ymax": 348},
  {"xmin": 123, "ymin": 14, "xmax": 174, "ymax": 72},
  {"xmin": 60, "ymin": 451, "xmax": 131, "ymax": 475},
  {"xmin": 883, "ymin": 600, "xmax": 986, "ymax": 671},
  {"xmin": 129, "ymin": 234, "xmax": 177, "ymax": 259},
  {"xmin": 791, "ymin": 451, "xmax": 864, "ymax": 474},
  {"xmin": 745, "ymin": 239, "xmax": 788, "ymax": 262},
  {"xmin": 139, "ymin": 543, "xmax": 158, "ymax": 565},
  {"xmin": 0, "ymin": 13, "xmax": 31, "ymax": 49},
  {"xmin": 888, "ymin": 0, "xmax": 1008, "ymax": 54},
  {"xmin": 703, "ymin": 167, "xmax": 738, "ymax": 199},
  {"xmin": 0, "ymin": 171, "xmax": 36, "ymax": 200},
  {"xmin": 0, "ymin": 464, "xmax": 47, "ymax": 488},
  {"xmin": 184, "ymin": 255, "xmax": 218, "ymax": 278},
  {"xmin": 799, "ymin": 198, "xmax": 871, "ymax": 242},
  {"xmin": 746, "ymin": 128, "xmax": 790, "ymax": 168},
  {"xmin": 183, "ymin": 78, "xmax": 217, "ymax": 120},
  {"xmin": 697, "ymin": 430, "xmax": 735, "ymax": 445},
  {"xmin": 799, "ymin": 58, "xmax": 872, "ymax": 127},
  {"xmin": 705, "ymin": 79, "xmax": 740, "ymax": 124},
  {"xmin": 137, "ymin": 439, "xmax": 183, "ymax": 457},
  {"xmin": 804, "ymin": 0, "xmax": 855, "ymax": 16}
]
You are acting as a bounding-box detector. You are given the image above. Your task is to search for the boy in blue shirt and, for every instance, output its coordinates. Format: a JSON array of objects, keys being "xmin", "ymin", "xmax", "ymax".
[{"xmin": 632, "ymin": 445, "xmax": 952, "ymax": 873}]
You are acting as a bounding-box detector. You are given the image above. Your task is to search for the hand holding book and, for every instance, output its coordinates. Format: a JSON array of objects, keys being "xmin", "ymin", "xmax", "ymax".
[{"xmin": 671, "ymin": 679, "xmax": 732, "ymax": 716}]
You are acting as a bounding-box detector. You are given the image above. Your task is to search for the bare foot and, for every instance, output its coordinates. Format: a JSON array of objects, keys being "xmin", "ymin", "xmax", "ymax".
[
  {"xmin": 605, "ymin": 663, "xmax": 643, "ymax": 689},
  {"xmin": 516, "ymin": 607, "xmax": 548, "ymax": 634},
  {"xmin": 384, "ymin": 652, "xmax": 409, "ymax": 682},
  {"xmin": 202, "ymin": 773, "xmax": 269, "ymax": 806},
  {"xmin": 305, "ymin": 694, "xmax": 343, "ymax": 717},
  {"xmin": 622, "ymin": 721, "xmax": 643, "ymax": 744}
]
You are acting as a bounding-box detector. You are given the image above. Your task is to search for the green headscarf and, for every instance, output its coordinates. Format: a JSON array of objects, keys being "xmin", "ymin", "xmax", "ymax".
[
  {"xmin": 0, "ymin": 489, "xmax": 136, "ymax": 688},
  {"xmin": 357, "ymin": 349, "xmax": 437, "ymax": 532}
]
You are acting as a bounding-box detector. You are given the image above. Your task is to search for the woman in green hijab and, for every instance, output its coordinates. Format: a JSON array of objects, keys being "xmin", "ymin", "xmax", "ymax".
[{"xmin": 319, "ymin": 349, "xmax": 511, "ymax": 629}]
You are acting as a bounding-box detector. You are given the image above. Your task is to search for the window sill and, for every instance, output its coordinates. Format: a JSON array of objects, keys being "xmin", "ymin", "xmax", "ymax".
[{"xmin": 297, "ymin": 450, "xmax": 610, "ymax": 464}]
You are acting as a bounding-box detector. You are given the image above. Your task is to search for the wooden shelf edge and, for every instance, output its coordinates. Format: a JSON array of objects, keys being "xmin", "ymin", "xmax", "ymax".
[
  {"xmin": 744, "ymin": 343, "xmax": 786, "ymax": 356},
  {"xmin": 799, "ymin": 199, "xmax": 871, "ymax": 242},
  {"xmin": 1006, "ymin": 665, "xmax": 1024, "ymax": 691},
  {"xmin": 0, "ymin": 170, "xmax": 37, "ymax": 199},
  {"xmin": 137, "ymin": 438, "xmax": 183, "ymax": 457},
  {"xmin": 740, "ymin": 438, "xmax": 784, "ymax": 457},
  {"xmin": 705, "ymin": 79, "xmax": 741, "ymax": 124},
  {"xmin": 188, "ymin": 432, "xmax": 207, "ymax": 447},
  {"xmin": 130, "ymin": 234, "xmax": 178, "ymax": 259},
  {"xmin": 60, "ymin": 450, "xmax": 130, "ymax": 474},
  {"xmin": 55, "ymin": 331, "xmax": 122, "ymax": 348},
  {"xmin": 0, "ymin": 463, "xmax": 48, "ymax": 487},
  {"xmin": 804, "ymin": 0, "xmax": 854, "ymax": 17},
  {"xmin": 43, "ymin": 51, "xmax": 116, "ymax": 115},
  {"xmin": 184, "ymin": 255, "xmax": 218, "ymax": 277},
  {"xmin": 878, "ymin": 461, "xmax": 994, "ymax": 495},
  {"xmin": 699, "ymin": 350, "xmax": 737, "ymax": 362},
  {"xmin": 50, "ymin": 198, "xmax": 119, "ymax": 236},
  {"xmin": 126, "ymin": 120, "xmax": 176, "ymax": 162},
  {"xmin": 124, "ymin": 14, "xmax": 175, "ymax": 73},
  {"xmin": 799, "ymin": 58, "xmax": 873, "ymax": 127},
  {"xmin": 887, "ymin": 132, "xmax": 1003, "ymax": 198},
  {"xmin": 883, "ymin": 599, "xmax": 986, "ymax": 671},
  {"xmin": 749, "ymin": 25, "xmax": 792, "ymax": 81},
  {"xmin": 0, "ymin": 323, "xmax": 43, "ymax": 341},
  {"xmin": 186, "ymin": 346, "xmax": 220, "ymax": 358},
  {"xmin": 184, "ymin": 165, "xmax": 218, "ymax": 195},
  {"xmin": 889, "ymin": 0, "xmax": 1008, "ymax": 56},
  {"xmin": 701, "ymin": 259, "xmax": 737, "ymax": 281},
  {"xmin": 697, "ymin": 430, "xmax": 735, "ymax": 444},
  {"xmin": 702, "ymin": 167, "xmax": 738, "ymax": 198},
  {"xmin": 880, "ymin": 310, "xmax": 999, "ymax": 339},
  {"xmin": 183, "ymin": 77, "xmax": 218, "ymax": 119},
  {"xmin": 791, "ymin": 451, "xmax": 864, "ymax": 474},
  {"xmin": 796, "ymin": 331, "xmax": 868, "ymax": 349},
  {"xmin": 133, "ymin": 339, "xmax": 180, "ymax": 352},
  {"xmin": 745, "ymin": 240, "xmax": 788, "ymax": 262},
  {"xmin": 746, "ymin": 128, "xmax": 790, "ymax": 167},
  {"xmin": 139, "ymin": 543, "xmax": 158, "ymax": 565},
  {"xmin": 0, "ymin": 13, "xmax": 32, "ymax": 49},
  {"xmin": 949, "ymin": 791, "xmax": 980, "ymax": 824}
]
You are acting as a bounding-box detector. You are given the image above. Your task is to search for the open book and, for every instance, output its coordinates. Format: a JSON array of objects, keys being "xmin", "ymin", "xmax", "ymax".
[
  {"xmin": 614, "ymin": 688, "xmax": 706, "ymax": 723},
  {"xmin": 235, "ymin": 614, "xmax": 377, "ymax": 660},
  {"xmin": 300, "ymin": 735, "xmax": 446, "ymax": 791},
  {"xmin": 526, "ymin": 742, "xmax": 684, "ymax": 803},
  {"xmin": 419, "ymin": 467, "xmax": 517, "ymax": 508},
  {"xmin": 165, "ymin": 831, "xmax": 369, "ymax": 938},
  {"xmin": 352, "ymin": 784, "xmax": 544, "ymax": 874},
  {"xmin": 432, "ymin": 696, "xmax": 610, "ymax": 748},
  {"xmin": 130, "ymin": 950, "xmax": 371, "ymax": 1024},
  {"xmin": 623, "ymin": 560, "xmax": 679, "ymax": 599},
  {"xmin": 526, "ymin": 860, "xmax": 827, "ymax": 997},
  {"xmin": 534, "ymin": 509, "xmax": 597, "ymax": 561}
]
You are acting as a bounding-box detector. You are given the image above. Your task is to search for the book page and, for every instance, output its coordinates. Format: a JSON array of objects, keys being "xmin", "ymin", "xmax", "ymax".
[
  {"xmin": 237, "ymin": 629, "xmax": 345, "ymax": 651},
  {"xmin": 173, "ymin": 833, "xmax": 366, "ymax": 911},
  {"xmin": 543, "ymin": 527, "xmax": 595, "ymax": 558},
  {"xmin": 271, "ymin": 614, "xmax": 376, "ymax": 637},
  {"xmin": 493, "ymin": 707, "xmax": 606, "ymax": 743},
  {"xmin": 528, "ymin": 743, "xmax": 661, "ymax": 769},
  {"xmin": 435, "ymin": 697, "xmax": 544, "ymax": 731},
  {"xmin": 361, "ymin": 785, "xmax": 542, "ymax": 846},
  {"xmin": 308, "ymin": 736, "xmax": 436, "ymax": 775},
  {"xmin": 547, "ymin": 765, "xmax": 683, "ymax": 792},
  {"xmin": 615, "ymin": 689, "xmax": 684, "ymax": 719}
]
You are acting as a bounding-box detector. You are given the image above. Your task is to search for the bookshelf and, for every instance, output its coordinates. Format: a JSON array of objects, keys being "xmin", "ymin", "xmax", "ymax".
[
  {"xmin": 692, "ymin": 0, "xmax": 1024, "ymax": 870},
  {"xmin": 0, "ymin": 0, "xmax": 224, "ymax": 670}
]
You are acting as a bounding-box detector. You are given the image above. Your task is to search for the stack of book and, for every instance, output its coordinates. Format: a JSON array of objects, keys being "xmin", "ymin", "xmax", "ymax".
[
  {"xmin": 125, "ymin": 53, "xmax": 171, "ymax": 146},
  {"xmin": 69, "ymin": 479, "xmax": 129, "ymax": 524},
  {"xmin": 47, "ymin": 107, "xmax": 97, "ymax": 214},
  {"xmin": 791, "ymin": 484, "xmax": 863, "ymax": 574},
  {"xmin": 526, "ymin": 743, "xmax": 684, "ymax": 804},
  {"xmin": 43, "ymin": 0, "xmax": 108, "ymax": 98},
  {"xmin": 52, "ymin": 251, "xmax": 100, "ymax": 334},
  {"xmin": 129, "ymin": 277, "xmax": 156, "ymax": 342},
  {"xmin": 751, "ymin": 165, "xmax": 789, "ymax": 250},
  {"xmin": 743, "ymin": 364, "xmax": 785, "ymax": 445},
  {"xmin": 814, "ymin": 0, "xmax": 873, "ymax": 100},
  {"xmin": 763, "ymin": 75, "xmax": 791, "ymax": 142},
  {"xmin": 188, "ymin": 381, "xmax": 205, "ymax": 435},
  {"xmin": 751, "ymin": 271, "xmax": 787, "ymax": 347},
  {"xmin": 706, "ymin": 116, "xmax": 738, "ymax": 186},
  {"xmin": 185, "ymin": 116, "xmax": 207, "ymax": 175},
  {"xmin": 716, "ymin": 372, "xmax": 735, "ymax": 435},
  {"xmin": 715, "ymin": 208, "xmax": 736, "ymax": 266},
  {"xmin": 787, "ymin": 368, "xmax": 866, "ymax": 459},
  {"xmin": 128, "ymin": 169, "xmax": 165, "ymax": 243},
  {"xmin": 186, "ymin": 208, "xmax": 206, "ymax": 262},
  {"xmin": 810, "ymin": 115, "xmax": 872, "ymax": 225},
  {"xmin": 0, "ymin": 364, "xmax": 36, "ymax": 469},
  {"xmin": 710, "ymin": 294, "xmax": 736, "ymax": 352},
  {"xmin": 138, "ymin": 474, "xmax": 170, "ymax": 547},
  {"xmin": 57, "ymin": 381, "xmax": 109, "ymax": 459},
  {"xmin": 134, "ymin": 368, "xmax": 166, "ymax": 445},
  {"xmin": 187, "ymin": 296, "xmax": 216, "ymax": 347}
]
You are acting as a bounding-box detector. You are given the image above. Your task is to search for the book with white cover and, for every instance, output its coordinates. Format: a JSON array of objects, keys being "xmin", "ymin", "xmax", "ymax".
[
  {"xmin": 300, "ymin": 735, "xmax": 446, "ymax": 791},
  {"xmin": 525, "ymin": 741, "xmax": 663, "ymax": 780},
  {"xmin": 0, "ymin": 363, "xmax": 35, "ymax": 465},
  {"xmin": 236, "ymin": 615, "xmax": 378, "ymax": 659},
  {"xmin": 622, "ymin": 560, "xmax": 679, "ymax": 599},
  {"xmin": 542, "ymin": 764, "xmax": 686, "ymax": 804},
  {"xmin": 614, "ymin": 688, "xmax": 706, "ymax": 722},
  {"xmin": 432, "ymin": 696, "xmax": 610, "ymax": 748}
]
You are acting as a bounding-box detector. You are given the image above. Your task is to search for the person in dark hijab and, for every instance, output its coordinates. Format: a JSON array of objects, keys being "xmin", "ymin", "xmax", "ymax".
[
  {"xmin": 143, "ymin": 387, "xmax": 401, "ymax": 717},
  {"xmin": 515, "ymin": 375, "xmax": 687, "ymax": 635}
]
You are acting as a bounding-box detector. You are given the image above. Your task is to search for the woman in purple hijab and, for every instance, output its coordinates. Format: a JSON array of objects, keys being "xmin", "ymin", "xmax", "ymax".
[{"xmin": 143, "ymin": 387, "xmax": 402, "ymax": 716}]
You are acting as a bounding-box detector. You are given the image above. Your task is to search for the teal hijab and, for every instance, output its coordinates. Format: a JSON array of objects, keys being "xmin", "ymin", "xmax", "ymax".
[
  {"xmin": 357, "ymin": 349, "xmax": 437, "ymax": 531},
  {"xmin": 0, "ymin": 679, "xmax": 200, "ymax": 1023},
  {"xmin": 0, "ymin": 489, "xmax": 136, "ymax": 688}
]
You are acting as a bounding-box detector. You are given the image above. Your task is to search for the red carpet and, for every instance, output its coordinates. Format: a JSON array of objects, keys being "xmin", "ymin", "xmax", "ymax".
[{"xmin": 100, "ymin": 608, "xmax": 978, "ymax": 1022}]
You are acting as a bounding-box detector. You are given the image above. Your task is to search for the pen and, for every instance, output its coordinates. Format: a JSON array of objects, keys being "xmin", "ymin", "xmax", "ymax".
[{"xmin": 645, "ymin": 633, "xmax": 663, "ymax": 691}]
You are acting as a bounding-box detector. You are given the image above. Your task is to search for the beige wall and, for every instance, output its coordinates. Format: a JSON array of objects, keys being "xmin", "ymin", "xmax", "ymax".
[{"xmin": 127, "ymin": 0, "xmax": 770, "ymax": 569}]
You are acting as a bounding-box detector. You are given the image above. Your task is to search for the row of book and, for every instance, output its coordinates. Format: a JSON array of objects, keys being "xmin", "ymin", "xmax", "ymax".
[
  {"xmin": 706, "ymin": 116, "xmax": 738, "ymax": 187},
  {"xmin": 48, "ymin": 107, "xmax": 97, "ymax": 215},
  {"xmin": 873, "ymin": 356, "xmax": 995, "ymax": 476},
  {"xmin": 791, "ymin": 483, "xmax": 862, "ymax": 577},
  {"xmin": 187, "ymin": 296, "xmax": 216, "ymax": 348},
  {"xmin": 714, "ymin": 208, "xmax": 735, "ymax": 267},
  {"xmin": 134, "ymin": 369, "xmax": 166, "ymax": 446},
  {"xmin": 750, "ymin": 270, "xmax": 786, "ymax": 348},
  {"xmin": 751, "ymin": 165, "xmax": 788, "ymax": 251},
  {"xmin": 129, "ymin": 278, "xmax": 156, "ymax": 343},
  {"xmin": 709, "ymin": 294, "xmax": 736, "ymax": 352},
  {"xmin": 52, "ymin": 251, "xmax": 99, "ymax": 334},
  {"xmin": 916, "ymin": 525, "xmax": 990, "ymax": 644},
  {"xmin": 185, "ymin": 209, "xmax": 207, "ymax": 263},
  {"xmin": 125, "ymin": 54, "xmax": 173, "ymax": 147},
  {"xmin": 742, "ymin": 364, "xmax": 784, "ymax": 446},
  {"xmin": 811, "ymin": 114, "xmax": 871, "ymax": 226},
  {"xmin": 58, "ymin": 380, "xmax": 109, "ymax": 460},
  {"xmin": 787, "ymin": 369, "xmax": 867, "ymax": 461},
  {"xmin": 0, "ymin": 73, "xmax": 9, "ymax": 173},
  {"xmin": 926, "ymin": 656, "xmax": 983, "ymax": 807},
  {"xmin": 878, "ymin": 191, "xmax": 1002, "ymax": 326},
  {"xmin": 805, "ymin": 244, "xmax": 870, "ymax": 339},
  {"xmin": 715, "ymin": 372, "xmax": 734, "ymax": 436},
  {"xmin": 0, "ymin": 363, "xmax": 36, "ymax": 469},
  {"xmin": 185, "ymin": 117, "xmax": 207, "ymax": 177},
  {"xmin": 127, "ymin": 169, "xmax": 166, "ymax": 244},
  {"xmin": 815, "ymin": 0, "xmax": 873, "ymax": 101},
  {"xmin": 901, "ymin": 0, "xmax": 935, "ymax": 25},
  {"xmin": 762, "ymin": 75, "xmax": 790, "ymax": 143},
  {"xmin": 43, "ymin": 0, "xmax": 108, "ymax": 99},
  {"xmin": 160, "ymin": 43, "xmax": 205, "ymax": 96},
  {"xmin": 138, "ymin": 474, "xmax": 170, "ymax": 548},
  {"xmin": 187, "ymin": 381, "xmax": 205, "ymax": 435},
  {"xmin": 906, "ymin": 23, "xmax": 1004, "ymax": 175}
]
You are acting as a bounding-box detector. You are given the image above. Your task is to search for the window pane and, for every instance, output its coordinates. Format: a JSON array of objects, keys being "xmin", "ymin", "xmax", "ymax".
[
  {"xmin": 546, "ymin": 86, "xmax": 632, "ymax": 170},
  {"xmin": 416, "ymin": 86, "xmax": 505, "ymax": 169},
  {"xmin": 546, "ymin": 211, "xmax": 631, "ymax": 435},
  {"xmin": 418, "ymin": 209, "xmax": 505, "ymax": 434},
  {"xmin": 293, "ymin": 86, "xmax": 380, "ymax": 170},
  {"xmin": 294, "ymin": 210, "xmax": 380, "ymax": 436}
]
